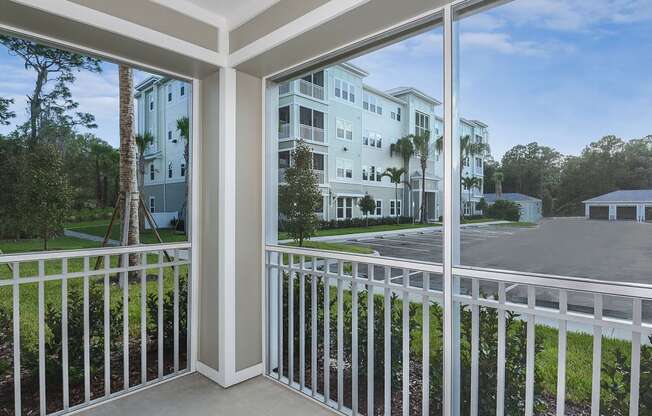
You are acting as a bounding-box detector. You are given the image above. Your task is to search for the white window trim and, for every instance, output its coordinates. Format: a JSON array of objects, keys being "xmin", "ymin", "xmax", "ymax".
[
  {"xmin": 374, "ymin": 200, "xmax": 383, "ymax": 217},
  {"xmin": 336, "ymin": 158, "xmax": 353, "ymax": 180},
  {"xmin": 336, "ymin": 118, "xmax": 353, "ymax": 141},
  {"xmin": 390, "ymin": 199, "xmax": 402, "ymax": 217}
]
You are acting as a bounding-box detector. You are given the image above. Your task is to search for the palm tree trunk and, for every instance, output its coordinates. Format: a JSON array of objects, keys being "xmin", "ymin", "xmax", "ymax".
[
  {"xmin": 421, "ymin": 167, "xmax": 426, "ymax": 224},
  {"xmin": 119, "ymin": 65, "xmax": 139, "ymax": 266},
  {"xmin": 395, "ymin": 183, "xmax": 399, "ymax": 224}
]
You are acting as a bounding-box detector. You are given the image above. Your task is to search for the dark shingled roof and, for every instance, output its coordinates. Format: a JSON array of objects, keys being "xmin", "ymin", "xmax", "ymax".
[
  {"xmin": 583, "ymin": 189, "xmax": 652, "ymax": 203},
  {"xmin": 483, "ymin": 193, "xmax": 541, "ymax": 203}
]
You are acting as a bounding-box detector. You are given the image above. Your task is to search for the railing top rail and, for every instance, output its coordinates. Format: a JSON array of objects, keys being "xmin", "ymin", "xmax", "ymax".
[
  {"xmin": 454, "ymin": 265, "xmax": 652, "ymax": 300},
  {"xmin": 0, "ymin": 242, "xmax": 191, "ymax": 264},
  {"xmin": 265, "ymin": 244, "xmax": 444, "ymax": 274}
]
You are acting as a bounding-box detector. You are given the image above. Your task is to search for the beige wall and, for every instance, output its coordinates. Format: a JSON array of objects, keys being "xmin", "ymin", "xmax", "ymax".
[
  {"xmin": 235, "ymin": 0, "xmax": 451, "ymax": 78},
  {"xmin": 234, "ymin": 71, "xmax": 264, "ymax": 371},
  {"xmin": 67, "ymin": 0, "xmax": 220, "ymax": 51},
  {"xmin": 198, "ymin": 71, "xmax": 220, "ymax": 371},
  {"xmin": 229, "ymin": 0, "xmax": 329, "ymax": 54}
]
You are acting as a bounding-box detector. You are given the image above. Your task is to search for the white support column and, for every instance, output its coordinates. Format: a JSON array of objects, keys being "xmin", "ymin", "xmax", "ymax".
[{"xmin": 215, "ymin": 66, "xmax": 238, "ymax": 387}]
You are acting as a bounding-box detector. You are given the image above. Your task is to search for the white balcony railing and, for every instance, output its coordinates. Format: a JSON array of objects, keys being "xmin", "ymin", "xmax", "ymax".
[
  {"xmin": 265, "ymin": 244, "xmax": 652, "ymax": 416},
  {"xmin": 299, "ymin": 124, "xmax": 325, "ymax": 143},
  {"xmin": 279, "ymin": 123, "xmax": 290, "ymax": 139},
  {"xmin": 298, "ymin": 80, "xmax": 324, "ymax": 100},
  {"xmin": 0, "ymin": 243, "xmax": 192, "ymax": 416}
]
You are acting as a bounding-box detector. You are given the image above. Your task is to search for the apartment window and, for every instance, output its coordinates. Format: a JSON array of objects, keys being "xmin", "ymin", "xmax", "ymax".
[
  {"xmin": 336, "ymin": 158, "xmax": 353, "ymax": 179},
  {"xmin": 313, "ymin": 153, "xmax": 325, "ymax": 171},
  {"xmin": 167, "ymin": 85, "xmax": 172, "ymax": 102},
  {"xmin": 376, "ymin": 101, "xmax": 382, "ymax": 115},
  {"xmin": 149, "ymin": 197, "xmax": 156, "ymax": 213},
  {"xmin": 415, "ymin": 111, "xmax": 430, "ymax": 137},
  {"xmin": 149, "ymin": 164, "xmax": 155, "ymax": 181},
  {"xmin": 390, "ymin": 200, "xmax": 401, "ymax": 216},
  {"xmin": 375, "ymin": 200, "xmax": 382, "ymax": 216},
  {"xmin": 362, "ymin": 166, "xmax": 368, "ymax": 181},
  {"xmin": 149, "ymin": 97, "xmax": 154, "ymax": 111},
  {"xmin": 300, "ymin": 70, "xmax": 325, "ymax": 99},
  {"xmin": 168, "ymin": 130, "xmax": 172, "ymax": 141},
  {"xmin": 336, "ymin": 197, "xmax": 353, "ymax": 219},
  {"xmin": 299, "ymin": 106, "xmax": 324, "ymax": 128},
  {"xmin": 335, "ymin": 78, "xmax": 355, "ymax": 103},
  {"xmin": 475, "ymin": 157, "xmax": 482, "ymax": 169},
  {"xmin": 278, "ymin": 106, "xmax": 290, "ymax": 139},
  {"xmin": 336, "ymin": 119, "xmax": 353, "ymax": 141},
  {"xmin": 279, "ymin": 151, "xmax": 290, "ymax": 169},
  {"xmin": 369, "ymin": 166, "xmax": 376, "ymax": 182},
  {"xmin": 363, "ymin": 93, "xmax": 369, "ymax": 110},
  {"xmin": 463, "ymin": 157, "xmax": 469, "ymax": 167},
  {"xmin": 180, "ymin": 163, "xmax": 186, "ymax": 177},
  {"xmin": 369, "ymin": 95, "xmax": 376, "ymax": 113},
  {"xmin": 396, "ymin": 107, "xmax": 401, "ymax": 121},
  {"xmin": 279, "ymin": 81, "xmax": 290, "ymax": 95},
  {"xmin": 391, "ymin": 112, "xmax": 396, "ymax": 120},
  {"xmin": 364, "ymin": 131, "xmax": 382, "ymax": 149},
  {"xmin": 168, "ymin": 162, "xmax": 173, "ymax": 179}
]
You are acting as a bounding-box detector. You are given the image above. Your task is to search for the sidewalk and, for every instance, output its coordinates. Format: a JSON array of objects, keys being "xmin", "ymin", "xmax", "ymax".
[{"xmin": 278, "ymin": 220, "xmax": 510, "ymax": 243}]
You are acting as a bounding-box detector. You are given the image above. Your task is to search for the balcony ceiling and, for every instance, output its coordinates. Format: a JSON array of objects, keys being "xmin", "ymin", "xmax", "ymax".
[{"xmin": 163, "ymin": 0, "xmax": 282, "ymax": 28}]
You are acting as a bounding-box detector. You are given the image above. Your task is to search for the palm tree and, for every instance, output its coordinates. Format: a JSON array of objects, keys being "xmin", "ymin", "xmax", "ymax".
[
  {"xmin": 461, "ymin": 175, "xmax": 482, "ymax": 218},
  {"xmin": 118, "ymin": 65, "xmax": 139, "ymax": 257},
  {"xmin": 382, "ymin": 167, "xmax": 406, "ymax": 224},
  {"xmin": 412, "ymin": 133, "xmax": 432, "ymax": 223},
  {"xmin": 135, "ymin": 132, "xmax": 154, "ymax": 231},
  {"xmin": 177, "ymin": 116, "xmax": 190, "ymax": 229},
  {"xmin": 493, "ymin": 171, "xmax": 504, "ymax": 198},
  {"xmin": 390, "ymin": 136, "xmax": 414, "ymax": 216}
]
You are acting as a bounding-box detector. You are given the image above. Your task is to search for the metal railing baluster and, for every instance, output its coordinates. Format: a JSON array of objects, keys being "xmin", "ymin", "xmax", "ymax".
[
  {"xmin": 630, "ymin": 298, "xmax": 642, "ymax": 416},
  {"xmin": 351, "ymin": 262, "xmax": 359, "ymax": 416},
  {"xmin": 323, "ymin": 259, "xmax": 330, "ymax": 405},
  {"xmin": 525, "ymin": 285, "xmax": 536, "ymax": 416},
  {"xmin": 496, "ymin": 282, "xmax": 506, "ymax": 416},
  {"xmin": 103, "ymin": 255, "xmax": 110, "ymax": 396},
  {"xmin": 556, "ymin": 290, "xmax": 568, "ymax": 416},
  {"xmin": 422, "ymin": 272, "xmax": 430, "ymax": 416},
  {"xmin": 299, "ymin": 256, "xmax": 306, "ymax": 392},
  {"xmin": 591, "ymin": 294, "xmax": 603, "ymax": 416},
  {"xmin": 401, "ymin": 269, "xmax": 409, "ymax": 416},
  {"xmin": 311, "ymin": 257, "xmax": 317, "ymax": 397},
  {"xmin": 141, "ymin": 253, "xmax": 148, "ymax": 384},
  {"xmin": 470, "ymin": 278, "xmax": 479, "ymax": 416},
  {"xmin": 174, "ymin": 250, "xmax": 180, "ymax": 374},
  {"xmin": 62, "ymin": 258, "xmax": 70, "ymax": 409},
  {"xmin": 288, "ymin": 254, "xmax": 294, "ymax": 386},
  {"xmin": 38, "ymin": 260, "xmax": 46, "ymax": 416},
  {"xmin": 384, "ymin": 266, "xmax": 391, "ymax": 416},
  {"xmin": 367, "ymin": 265, "xmax": 375, "ymax": 416},
  {"xmin": 13, "ymin": 262, "xmax": 21, "ymax": 416},
  {"xmin": 84, "ymin": 256, "xmax": 91, "ymax": 401},
  {"xmin": 337, "ymin": 261, "xmax": 344, "ymax": 410},
  {"xmin": 157, "ymin": 251, "xmax": 164, "ymax": 379}
]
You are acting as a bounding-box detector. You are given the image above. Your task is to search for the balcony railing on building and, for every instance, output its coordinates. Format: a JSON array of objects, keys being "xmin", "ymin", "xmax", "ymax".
[
  {"xmin": 0, "ymin": 243, "xmax": 192, "ymax": 416},
  {"xmin": 264, "ymin": 244, "xmax": 652, "ymax": 416},
  {"xmin": 279, "ymin": 123, "xmax": 290, "ymax": 139},
  {"xmin": 299, "ymin": 79, "xmax": 325, "ymax": 100},
  {"xmin": 299, "ymin": 124, "xmax": 325, "ymax": 144}
]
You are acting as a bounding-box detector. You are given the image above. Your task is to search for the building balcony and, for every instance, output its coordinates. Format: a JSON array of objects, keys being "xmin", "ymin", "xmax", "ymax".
[
  {"xmin": 279, "ymin": 123, "xmax": 290, "ymax": 139},
  {"xmin": 298, "ymin": 80, "xmax": 325, "ymax": 101},
  {"xmin": 299, "ymin": 124, "xmax": 325, "ymax": 143}
]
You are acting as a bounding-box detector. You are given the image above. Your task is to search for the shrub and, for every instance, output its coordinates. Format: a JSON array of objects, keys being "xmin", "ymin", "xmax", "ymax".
[{"xmin": 486, "ymin": 200, "xmax": 521, "ymax": 221}]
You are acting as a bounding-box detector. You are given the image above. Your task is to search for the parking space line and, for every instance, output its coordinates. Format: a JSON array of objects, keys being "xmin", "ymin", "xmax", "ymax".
[{"xmin": 351, "ymin": 241, "xmax": 433, "ymax": 253}]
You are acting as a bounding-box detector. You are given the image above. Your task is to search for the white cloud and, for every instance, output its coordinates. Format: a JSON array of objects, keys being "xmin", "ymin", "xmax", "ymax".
[
  {"xmin": 498, "ymin": 0, "xmax": 652, "ymax": 32},
  {"xmin": 460, "ymin": 32, "xmax": 543, "ymax": 56}
]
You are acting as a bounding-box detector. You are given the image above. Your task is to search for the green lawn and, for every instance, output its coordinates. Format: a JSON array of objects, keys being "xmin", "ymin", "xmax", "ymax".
[
  {"xmin": 0, "ymin": 235, "xmax": 101, "ymax": 254},
  {"xmin": 66, "ymin": 221, "xmax": 188, "ymax": 244},
  {"xmin": 279, "ymin": 222, "xmax": 440, "ymax": 240}
]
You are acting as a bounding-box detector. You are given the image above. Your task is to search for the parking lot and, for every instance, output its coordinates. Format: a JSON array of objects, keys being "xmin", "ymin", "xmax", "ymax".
[{"xmin": 331, "ymin": 217, "xmax": 652, "ymax": 319}]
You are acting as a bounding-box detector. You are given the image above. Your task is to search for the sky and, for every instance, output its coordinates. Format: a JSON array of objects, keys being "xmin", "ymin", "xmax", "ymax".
[
  {"xmin": 352, "ymin": 0, "xmax": 652, "ymax": 159},
  {"xmin": 0, "ymin": 53, "xmax": 153, "ymax": 148},
  {"xmin": 1, "ymin": 0, "xmax": 651, "ymax": 158}
]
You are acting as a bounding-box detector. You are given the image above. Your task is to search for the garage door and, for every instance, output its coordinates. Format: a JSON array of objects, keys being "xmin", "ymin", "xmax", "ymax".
[
  {"xmin": 646, "ymin": 207, "xmax": 652, "ymax": 222},
  {"xmin": 617, "ymin": 206, "xmax": 636, "ymax": 220},
  {"xmin": 589, "ymin": 206, "xmax": 609, "ymax": 220}
]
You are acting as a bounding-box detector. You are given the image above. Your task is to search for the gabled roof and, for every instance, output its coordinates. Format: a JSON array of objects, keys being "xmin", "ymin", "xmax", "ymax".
[
  {"xmin": 338, "ymin": 62, "xmax": 369, "ymax": 78},
  {"xmin": 583, "ymin": 189, "xmax": 652, "ymax": 204},
  {"xmin": 135, "ymin": 76, "xmax": 163, "ymax": 92},
  {"xmin": 362, "ymin": 84, "xmax": 406, "ymax": 105},
  {"xmin": 484, "ymin": 193, "xmax": 541, "ymax": 203},
  {"xmin": 385, "ymin": 87, "xmax": 442, "ymax": 106}
]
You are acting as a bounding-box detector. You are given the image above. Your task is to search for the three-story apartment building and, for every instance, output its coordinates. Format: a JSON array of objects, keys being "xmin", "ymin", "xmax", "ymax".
[
  {"xmin": 135, "ymin": 76, "xmax": 191, "ymax": 222},
  {"xmin": 278, "ymin": 62, "xmax": 489, "ymax": 222}
]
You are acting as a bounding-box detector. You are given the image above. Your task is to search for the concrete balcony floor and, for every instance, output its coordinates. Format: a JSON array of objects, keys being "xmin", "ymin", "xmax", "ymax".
[{"xmin": 77, "ymin": 373, "xmax": 335, "ymax": 416}]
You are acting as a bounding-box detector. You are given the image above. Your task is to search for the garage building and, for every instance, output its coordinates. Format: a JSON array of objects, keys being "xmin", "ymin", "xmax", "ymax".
[
  {"xmin": 483, "ymin": 193, "xmax": 543, "ymax": 223},
  {"xmin": 583, "ymin": 190, "xmax": 652, "ymax": 222}
]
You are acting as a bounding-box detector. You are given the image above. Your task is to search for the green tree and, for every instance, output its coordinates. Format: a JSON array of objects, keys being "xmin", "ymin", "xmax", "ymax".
[
  {"xmin": 477, "ymin": 197, "xmax": 488, "ymax": 214},
  {"xmin": 493, "ymin": 171, "xmax": 504, "ymax": 197},
  {"xmin": 412, "ymin": 133, "xmax": 432, "ymax": 223},
  {"xmin": 0, "ymin": 35, "xmax": 102, "ymax": 143},
  {"xmin": 0, "ymin": 137, "xmax": 25, "ymax": 239},
  {"xmin": 0, "ymin": 97, "xmax": 15, "ymax": 126},
  {"xmin": 358, "ymin": 194, "xmax": 376, "ymax": 226},
  {"xmin": 135, "ymin": 132, "xmax": 154, "ymax": 231},
  {"xmin": 500, "ymin": 142, "xmax": 562, "ymax": 202},
  {"xmin": 390, "ymin": 136, "xmax": 415, "ymax": 216},
  {"xmin": 20, "ymin": 143, "xmax": 72, "ymax": 250},
  {"xmin": 382, "ymin": 167, "xmax": 407, "ymax": 223},
  {"xmin": 279, "ymin": 140, "xmax": 322, "ymax": 246},
  {"xmin": 461, "ymin": 175, "xmax": 482, "ymax": 218}
]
